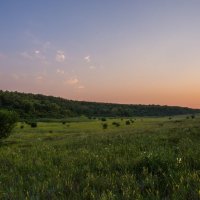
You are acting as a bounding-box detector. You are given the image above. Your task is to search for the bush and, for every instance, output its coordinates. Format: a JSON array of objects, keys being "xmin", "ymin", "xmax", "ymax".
[
  {"xmin": 102, "ymin": 123, "xmax": 108, "ymax": 129},
  {"xmin": 112, "ymin": 122, "xmax": 120, "ymax": 127},
  {"xmin": 191, "ymin": 115, "xmax": 195, "ymax": 119},
  {"xmin": 125, "ymin": 120, "xmax": 131, "ymax": 125},
  {"xmin": 101, "ymin": 118, "xmax": 107, "ymax": 121},
  {"xmin": 0, "ymin": 110, "xmax": 18, "ymax": 139},
  {"xmin": 30, "ymin": 122, "xmax": 37, "ymax": 128}
]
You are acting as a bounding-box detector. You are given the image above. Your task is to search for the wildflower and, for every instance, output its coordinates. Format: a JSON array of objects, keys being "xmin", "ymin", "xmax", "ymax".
[{"xmin": 176, "ymin": 157, "xmax": 182, "ymax": 164}]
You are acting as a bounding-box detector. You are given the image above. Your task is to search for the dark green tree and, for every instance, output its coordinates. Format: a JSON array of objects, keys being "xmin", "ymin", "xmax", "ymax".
[{"xmin": 0, "ymin": 110, "xmax": 18, "ymax": 139}]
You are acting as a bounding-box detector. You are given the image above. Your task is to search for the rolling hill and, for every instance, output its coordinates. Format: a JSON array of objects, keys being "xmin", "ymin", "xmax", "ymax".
[{"xmin": 0, "ymin": 90, "xmax": 199, "ymax": 119}]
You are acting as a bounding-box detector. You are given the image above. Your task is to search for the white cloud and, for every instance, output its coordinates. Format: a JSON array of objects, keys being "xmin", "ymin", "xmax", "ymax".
[
  {"xmin": 56, "ymin": 69, "xmax": 65, "ymax": 74},
  {"xmin": 20, "ymin": 52, "xmax": 33, "ymax": 60},
  {"xmin": 65, "ymin": 77, "xmax": 79, "ymax": 85},
  {"xmin": 35, "ymin": 76, "xmax": 45, "ymax": 82},
  {"xmin": 84, "ymin": 55, "xmax": 91, "ymax": 63},
  {"xmin": 11, "ymin": 73, "xmax": 28, "ymax": 80},
  {"xmin": 35, "ymin": 52, "xmax": 46, "ymax": 61},
  {"xmin": 78, "ymin": 85, "xmax": 85, "ymax": 89},
  {"xmin": 56, "ymin": 50, "xmax": 66, "ymax": 62},
  {"xmin": 35, "ymin": 50, "xmax": 40, "ymax": 54},
  {"xmin": 20, "ymin": 50, "xmax": 49, "ymax": 65}
]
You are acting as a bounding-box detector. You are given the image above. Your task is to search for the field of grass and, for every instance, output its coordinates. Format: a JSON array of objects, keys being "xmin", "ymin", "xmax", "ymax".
[{"xmin": 0, "ymin": 116, "xmax": 200, "ymax": 199}]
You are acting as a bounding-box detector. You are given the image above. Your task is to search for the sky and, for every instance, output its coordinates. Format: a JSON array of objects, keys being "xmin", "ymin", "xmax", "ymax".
[{"xmin": 1, "ymin": 1, "xmax": 200, "ymax": 108}]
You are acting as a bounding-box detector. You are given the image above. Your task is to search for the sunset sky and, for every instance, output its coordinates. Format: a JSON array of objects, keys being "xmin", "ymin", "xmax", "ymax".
[{"xmin": 1, "ymin": 1, "xmax": 200, "ymax": 108}]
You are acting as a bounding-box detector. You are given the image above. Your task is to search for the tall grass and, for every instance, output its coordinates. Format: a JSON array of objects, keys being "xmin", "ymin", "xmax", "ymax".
[{"xmin": 0, "ymin": 117, "xmax": 200, "ymax": 199}]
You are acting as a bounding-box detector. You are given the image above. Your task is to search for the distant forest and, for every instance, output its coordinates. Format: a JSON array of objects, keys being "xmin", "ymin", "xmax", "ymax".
[{"xmin": 0, "ymin": 90, "xmax": 199, "ymax": 119}]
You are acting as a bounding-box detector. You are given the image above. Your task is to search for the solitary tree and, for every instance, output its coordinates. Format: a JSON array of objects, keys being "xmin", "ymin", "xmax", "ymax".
[{"xmin": 0, "ymin": 110, "xmax": 18, "ymax": 139}]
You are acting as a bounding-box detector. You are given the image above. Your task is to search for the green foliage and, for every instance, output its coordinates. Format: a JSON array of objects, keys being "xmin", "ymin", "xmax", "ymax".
[
  {"xmin": 30, "ymin": 122, "xmax": 37, "ymax": 128},
  {"xmin": 0, "ymin": 90, "xmax": 199, "ymax": 119},
  {"xmin": 0, "ymin": 110, "xmax": 18, "ymax": 139},
  {"xmin": 102, "ymin": 123, "xmax": 108, "ymax": 129},
  {"xmin": 101, "ymin": 117, "xmax": 107, "ymax": 121},
  {"xmin": 25, "ymin": 120, "xmax": 37, "ymax": 128},
  {"xmin": 191, "ymin": 115, "xmax": 195, "ymax": 119},
  {"xmin": 0, "ymin": 116, "xmax": 200, "ymax": 198},
  {"xmin": 125, "ymin": 120, "xmax": 131, "ymax": 125},
  {"xmin": 112, "ymin": 121, "xmax": 120, "ymax": 127}
]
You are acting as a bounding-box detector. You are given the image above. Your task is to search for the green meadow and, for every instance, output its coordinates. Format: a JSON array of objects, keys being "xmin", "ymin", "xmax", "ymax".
[{"xmin": 0, "ymin": 116, "xmax": 200, "ymax": 199}]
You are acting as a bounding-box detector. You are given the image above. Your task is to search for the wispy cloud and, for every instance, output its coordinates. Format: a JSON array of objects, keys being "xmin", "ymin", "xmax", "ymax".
[
  {"xmin": 11, "ymin": 73, "xmax": 27, "ymax": 80},
  {"xmin": 78, "ymin": 85, "xmax": 85, "ymax": 89},
  {"xmin": 56, "ymin": 69, "xmax": 65, "ymax": 74},
  {"xmin": 11, "ymin": 74, "xmax": 20, "ymax": 80},
  {"xmin": 36, "ymin": 75, "xmax": 44, "ymax": 81},
  {"xmin": 35, "ymin": 75, "xmax": 46, "ymax": 83},
  {"xmin": 42, "ymin": 41, "xmax": 51, "ymax": 52},
  {"xmin": 84, "ymin": 55, "xmax": 91, "ymax": 63},
  {"xmin": 64, "ymin": 77, "xmax": 79, "ymax": 85},
  {"xmin": 35, "ymin": 50, "xmax": 40, "ymax": 54},
  {"xmin": 25, "ymin": 31, "xmax": 51, "ymax": 52},
  {"xmin": 20, "ymin": 50, "xmax": 49, "ymax": 65},
  {"xmin": 56, "ymin": 50, "xmax": 66, "ymax": 62},
  {"xmin": 20, "ymin": 52, "xmax": 33, "ymax": 60},
  {"xmin": 34, "ymin": 50, "xmax": 46, "ymax": 61},
  {"xmin": 36, "ymin": 76, "xmax": 43, "ymax": 81},
  {"xmin": 89, "ymin": 65, "xmax": 95, "ymax": 70}
]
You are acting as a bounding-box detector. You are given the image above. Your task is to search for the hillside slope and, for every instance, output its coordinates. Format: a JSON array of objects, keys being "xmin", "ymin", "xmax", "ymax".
[{"xmin": 0, "ymin": 90, "xmax": 199, "ymax": 119}]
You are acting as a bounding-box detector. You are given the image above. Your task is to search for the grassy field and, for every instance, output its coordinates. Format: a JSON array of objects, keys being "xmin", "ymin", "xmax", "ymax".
[{"xmin": 0, "ymin": 116, "xmax": 200, "ymax": 199}]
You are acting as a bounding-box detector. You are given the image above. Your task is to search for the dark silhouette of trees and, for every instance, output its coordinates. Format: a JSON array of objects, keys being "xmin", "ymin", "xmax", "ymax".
[
  {"xmin": 0, "ymin": 110, "xmax": 18, "ymax": 139},
  {"xmin": 0, "ymin": 90, "xmax": 199, "ymax": 119}
]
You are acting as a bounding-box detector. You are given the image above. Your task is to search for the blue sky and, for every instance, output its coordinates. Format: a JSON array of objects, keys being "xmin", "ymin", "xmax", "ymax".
[{"xmin": 1, "ymin": 1, "xmax": 200, "ymax": 107}]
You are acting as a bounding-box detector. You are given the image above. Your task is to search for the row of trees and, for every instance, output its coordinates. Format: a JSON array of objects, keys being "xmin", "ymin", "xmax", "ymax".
[
  {"xmin": 0, "ymin": 90, "xmax": 199, "ymax": 119},
  {"xmin": 0, "ymin": 110, "xmax": 18, "ymax": 139}
]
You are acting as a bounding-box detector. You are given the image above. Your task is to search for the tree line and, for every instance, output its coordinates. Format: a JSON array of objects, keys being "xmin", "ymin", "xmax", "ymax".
[{"xmin": 0, "ymin": 90, "xmax": 199, "ymax": 119}]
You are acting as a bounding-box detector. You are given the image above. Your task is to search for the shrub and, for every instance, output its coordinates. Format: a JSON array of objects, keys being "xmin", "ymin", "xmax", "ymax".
[
  {"xmin": 62, "ymin": 121, "xmax": 66, "ymax": 125},
  {"xmin": 191, "ymin": 115, "xmax": 195, "ymax": 119},
  {"xmin": 30, "ymin": 122, "xmax": 37, "ymax": 128},
  {"xmin": 0, "ymin": 110, "xmax": 18, "ymax": 139},
  {"xmin": 115, "ymin": 123, "xmax": 120, "ymax": 127},
  {"xmin": 125, "ymin": 120, "xmax": 131, "ymax": 125},
  {"xmin": 112, "ymin": 122, "xmax": 120, "ymax": 127},
  {"xmin": 102, "ymin": 123, "xmax": 108, "ymax": 129},
  {"xmin": 20, "ymin": 125, "xmax": 24, "ymax": 129},
  {"xmin": 101, "ymin": 118, "xmax": 107, "ymax": 121}
]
